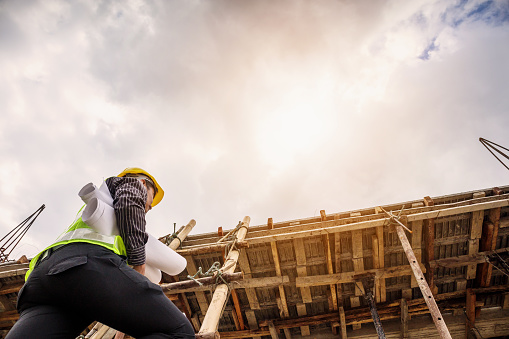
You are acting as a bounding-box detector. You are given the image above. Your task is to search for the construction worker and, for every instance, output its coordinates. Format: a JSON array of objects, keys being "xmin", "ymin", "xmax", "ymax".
[{"xmin": 6, "ymin": 168, "xmax": 195, "ymax": 339}]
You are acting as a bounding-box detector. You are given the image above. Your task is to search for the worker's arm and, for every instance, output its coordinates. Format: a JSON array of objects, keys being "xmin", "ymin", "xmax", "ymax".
[
  {"xmin": 133, "ymin": 264, "xmax": 146, "ymax": 275},
  {"xmin": 106, "ymin": 177, "xmax": 149, "ymax": 268}
]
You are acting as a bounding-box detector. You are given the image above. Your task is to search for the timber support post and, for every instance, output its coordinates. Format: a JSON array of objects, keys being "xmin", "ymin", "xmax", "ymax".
[
  {"xmin": 381, "ymin": 207, "xmax": 453, "ymax": 339},
  {"xmin": 197, "ymin": 216, "xmax": 251, "ymax": 339}
]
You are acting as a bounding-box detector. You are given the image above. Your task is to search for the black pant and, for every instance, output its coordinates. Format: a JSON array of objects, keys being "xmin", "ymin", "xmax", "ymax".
[{"xmin": 6, "ymin": 243, "xmax": 195, "ymax": 339}]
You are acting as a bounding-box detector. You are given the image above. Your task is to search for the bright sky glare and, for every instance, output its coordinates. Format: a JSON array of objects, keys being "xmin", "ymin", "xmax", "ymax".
[{"xmin": 0, "ymin": 0, "xmax": 508, "ymax": 260}]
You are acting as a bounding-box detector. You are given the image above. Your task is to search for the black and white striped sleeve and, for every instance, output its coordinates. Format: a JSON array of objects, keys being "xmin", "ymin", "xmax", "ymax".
[{"xmin": 106, "ymin": 177, "xmax": 148, "ymax": 266}]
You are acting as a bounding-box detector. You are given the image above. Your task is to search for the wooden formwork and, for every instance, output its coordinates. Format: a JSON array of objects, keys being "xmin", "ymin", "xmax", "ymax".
[{"xmin": 1, "ymin": 187, "xmax": 509, "ymax": 339}]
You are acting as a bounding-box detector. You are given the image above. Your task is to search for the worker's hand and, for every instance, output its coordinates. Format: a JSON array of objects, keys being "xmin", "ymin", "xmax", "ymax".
[
  {"xmin": 114, "ymin": 331, "xmax": 125, "ymax": 339},
  {"xmin": 133, "ymin": 264, "xmax": 146, "ymax": 276}
]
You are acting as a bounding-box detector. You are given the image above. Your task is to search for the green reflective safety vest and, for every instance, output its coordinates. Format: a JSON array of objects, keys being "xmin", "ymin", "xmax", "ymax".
[{"xmin": 25, "ymin": 206, "xmax": 127, "ymax": 280}]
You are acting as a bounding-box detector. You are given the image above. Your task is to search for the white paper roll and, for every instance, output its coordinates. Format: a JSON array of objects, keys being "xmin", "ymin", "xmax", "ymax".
[
  {"xmin": 79, "ymin": 182, "xmax": 113, "ymax": 207},
  {"xmin": 97, "ymin": 181, "xmax": 113, "ymax": 207},
  {"xmin": 145, "ymin": 234, "xmax": 187, "ymax": 276},
  {"xmin": 82, "ymin": 198, "xmax": 119, "ymax": 236},
  {"xmin": 78, "ymin": 183, "xmax": 97, "ymax": 205},
  {"xmin": 79, "ymin": 181, "xmax": 187, "ymax": 278},
  {"xmin": 145, "ymin": 264, "xmax": 162, "ymax": 284}
]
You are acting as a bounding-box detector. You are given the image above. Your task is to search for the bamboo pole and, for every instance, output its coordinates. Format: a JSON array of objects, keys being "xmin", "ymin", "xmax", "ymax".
[{"xmin": 196, "ymin": 216, "xmax": 250, "ymax": 339}]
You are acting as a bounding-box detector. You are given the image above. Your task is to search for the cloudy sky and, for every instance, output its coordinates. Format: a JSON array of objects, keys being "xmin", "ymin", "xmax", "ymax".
[{"xmin": 0, "ymin": 0, "xmax": 508, "ymax": 260}]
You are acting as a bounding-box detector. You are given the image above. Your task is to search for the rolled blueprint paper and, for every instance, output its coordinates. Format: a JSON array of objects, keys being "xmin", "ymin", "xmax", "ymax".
[
  {"xmin": 145, "ymin": 264, "xmax": 162, "ymax": 284},
  {"xmin": 79, "ymin": 182, "xmax": 113, "ymax": 207},
  {"xmin": 79, "ymin": 181, "xmax": 186, "ymax": 278},
  {"xmin": 81, "ymin": 197, "xmax": 119, "ymax": 236},
  {"xmin": 78, "ymin": 183, "xmax": 97, "ymax": 205},
  {"xmin": 145, "ymin": 233, "xmax": 187, "ymax": 276}
]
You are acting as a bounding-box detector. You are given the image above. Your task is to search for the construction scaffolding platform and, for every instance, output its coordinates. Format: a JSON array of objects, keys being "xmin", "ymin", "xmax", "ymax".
[{"xmin": 1, "ymin": 185, "xmax": 509, "ymax": 338}]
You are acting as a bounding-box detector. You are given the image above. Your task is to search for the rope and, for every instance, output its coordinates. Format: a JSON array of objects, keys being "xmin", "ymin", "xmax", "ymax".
[
  {"xmin": 485, "ymin": 255, "xmax": 509, "ymax": 278},
  {"xmin": 186, "ymin": 261, "xmax": 230, "ymax": 286},
  {"xmin": 165, "ymin": 223, "xmax": 182, "ymax": 249},
  {"xmin": 463, "ymin": 309, "xmax": 484, "ymax": 339},
  {"xmin": 218, "ymin": 220, "xmax": 248, "ymax": 258}
]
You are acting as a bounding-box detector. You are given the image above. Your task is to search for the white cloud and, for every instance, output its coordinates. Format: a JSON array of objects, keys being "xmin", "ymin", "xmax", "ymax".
[{"xmin": 0, "ymin": 0, "xmax": 508, "ymax": 260}]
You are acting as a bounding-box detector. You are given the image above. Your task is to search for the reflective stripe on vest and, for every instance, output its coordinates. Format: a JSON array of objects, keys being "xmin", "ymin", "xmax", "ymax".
[
  {"xmin": 55, "ymin": 227, "xmax": 119, "ymax": 245},
  {"xmin": 25, "ymin": 210, "xmax": 126, "ymax": 281}
]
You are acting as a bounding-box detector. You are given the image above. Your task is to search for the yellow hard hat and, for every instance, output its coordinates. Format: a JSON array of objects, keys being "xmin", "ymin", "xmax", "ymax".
[{"xmin": 117, "ymin": 167, "xmax": 164, "ymax": 207}]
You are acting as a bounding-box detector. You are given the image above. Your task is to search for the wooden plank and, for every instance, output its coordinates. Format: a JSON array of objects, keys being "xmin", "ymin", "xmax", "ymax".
[
  {"xmin": 406, "ymin": 198, "xmax": 509, "ymax": 222},
  {"xmin": 294, "ymin": 238, "xmax": 312, "ymax": 303},
  {"xmin": 350, "ymin": 296, "xmax": 362, "ymax": 330},
  {"xmin": 296, "ymin": 303, "xmax": 310, "ymax": 336},
  {"xmin": 395, "ymin": 224, "xmax": 452, "ymax": 339},
  {"xmin": 376, "ymin": 226, "xmax": 386, "ymax": 303},
  {"xmin": 372, "ymin": 235, "xmax": 381, "ymax": 303},
  {"xmin": 334, "ymin": 214, "xmax": 344, "ymax": 307},
  {"xmin": 339, "ymin": 306, "xmax": 347, "ymax": 339},
  {"xmin": 468, "ymin": 207, "xmax": 484, "ymax": 280},
  {"xmin": 198, "ymin": 216, "xmax": 250, "ymax": 338},
  {"xmin": 465, "ymin": 288, "xmax": 476, "ymax": 338},
  {"xmin": 185, "ymin": 255, "xmax": 210, "ymax": 315},
  {"xmin": 296, "ymin": 264, "xmax": 426, "ymax": 287},
  {"xmin": 351, "ymin": 229, "xmax": 365, "ymax": 296},
  {"xmin": 268, "ymin": 321, "xmax": 280, "ymax": 339},
  {"xmin": 401, "ymin": 298, "xmax": 408, "ymax": 339},
  {"xmin": 245, "ymin": 198, "xmax": 509, "ymax": 245},
  {"xmin": 165, "ymin": 275, "xmax": 291, "ymax": 294},
  {"xmin": 0, "ymin": 295, "xmax": 15, "ymax": 312},
  {"xmin": 325, "ymin": 233, "xmax": 338, "ymax": 311},
  {"xmin": 503, "ymin": 293, "xmax": 509, "ymax": 309},
  {"xmin": 476, "ymin": 221, "xmax": 495, "ymax": 288},
  {"xmin": 351, "ymin": 228, "xmax": 364, "ymax": 331},
  {"xmin": 424, "ymin": 196, "xmax": 436, "ymax": 294},
  {"xmin": 411, "ymin": 220, "xmax": 423, "ymax": 288},
  {"xmin": 294, "ymin": 238, "xmax": 311, "ymax": 335},
  {"xmin": 245, "ymin": 310, "xmax": 259, "ymax": 334},
  {"xmin": 238, "ymin": 249, "xmax": 260, "ymax": 310},
  {"xmin": 231, "ymin": 290, "xmax": 245, "ymax": 331}
]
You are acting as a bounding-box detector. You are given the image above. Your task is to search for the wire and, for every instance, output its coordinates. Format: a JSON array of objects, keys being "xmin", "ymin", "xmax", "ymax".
[
  {"xmin": 479, "ymin": 137, "xmax": 509, "ymax": 171},
  {"xmin": 0, "ymin": 205, "xmax": 45, "ymax": 262}
]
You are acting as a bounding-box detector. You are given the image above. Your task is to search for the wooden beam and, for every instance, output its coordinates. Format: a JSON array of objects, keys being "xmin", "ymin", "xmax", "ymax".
[
  {"xmin": 185, "ymin": 255, "xmax": 210, "ymax": 315},
  {"xmin": 296, "ymin": 264, "xmax": 425, "ymax": 288},
  {"xmin": 351, "ymin": 228, "xmax": 364, "ymax": 330},
  {"xmin": 476, "ymin": 221, "xmax": 495, "ymax": 288},
  {"xmin": 394, "ymin": 223, "xmax": 452, "ymax": 339},
  {"xmin": 197, "ymin": 216, "xmax": 250, "ymax": 339},
  {"xmin": 296, "ymin": 303, "xmax": 310, "ymax": 336},
  {"xmin": 322, "ymin": 210, "xmax": 338, "ymax": 311},
  {"xmin": 177, "ymin": 241, "xmax": 249, "ymax": 256},
  {"xmin": 339, "ymin": 306, "xmax": 347, "ymax": 339},
  {"xmin": 164, "ymin": 275, "xmax": 291, "ymax": 294},
  {"xmin": 268, "ymin": 321, "xmax": 280, "ymax": 339},
  {"xmin": 294, "ymin": 238, "xmax": 312, "ymax": 303},
  {"xmin": 238, "ymin": 248, "xmax": 260, "ymax": 309},
  {"xmin": 334, "ymin": 215, "xmax": 344, "ymax": 307},
  {"xmin": 423, "ymin": 196, "xmax": 437, "ymax": 294},
  {"xmin": 376, "ymin": 225, "xmax": 386, "ymax": 303},
  {"xmin": 468, "ymin": 193, "xmax": 485, "ymax": 280},
  {"xmin": 465, "ymin": 288, "xmax": 476, "ymax": 338},
  {"xmin": 401, "ymin": 298, "xmax": 408, "ymax": 339},
  {"xmin": 411, "ymin": 220, "xmax": 423, "ymax": 289},
  {"xmin": 325, "ymin": 234, "xmax": 337, "ymax": 310},
  {"xmin": 244, "ymin": 197, "xmax": 509, "ymax": 245},
  {"xmin": 269, "ymin": 219, "xmax": 291, "ymax": 339},
  {"xmin": 160, "ymin": 272, "xmax": 243, "ymax": 292}
]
